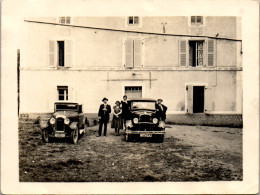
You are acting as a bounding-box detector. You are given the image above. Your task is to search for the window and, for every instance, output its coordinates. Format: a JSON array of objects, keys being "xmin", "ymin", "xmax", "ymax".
[
  {"xmin": 179, "ymin": 39, "xmax": 214, "ymax": 67},
  {"xmin": 125, "ymin": 86, "xmax": 142, "ymax": 99},
  {"xmin": 49, "ymin": 40, "xmax": 72, "ymax": 67},
  {"xmin": 191, "ymin": 16, "xmax": 203, "ymax": 25},
  {"xmin": 57, "ymin": 86, "xmax": 68, "ymax": 100},
  {"xmin": 59, "ymin": 17, "xmax": 71, "ymax": 24},
  {"xmin": 58, "ymin": 41, "xmax": 64, "ymax": 67},
  {"xmin": 128, "ymin": 16, "xmax": 139, "ymax": 25},
  {"xmin": 189, "ymin": 41, "xmax": 204, "ymax": 67},
  {"xmin": 125, "ymin": 39, "xmax": 142, "ymax": 68}
]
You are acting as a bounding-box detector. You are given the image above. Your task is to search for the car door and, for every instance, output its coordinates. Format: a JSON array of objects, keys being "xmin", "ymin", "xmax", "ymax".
[{"xmin": 78, "ymin": 105, "xmax": 84, "ymax": 128}]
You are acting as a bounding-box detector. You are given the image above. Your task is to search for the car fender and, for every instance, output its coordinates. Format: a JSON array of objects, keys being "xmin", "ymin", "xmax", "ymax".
[
  {"xmin": 70, "ymin": 122, "xmax": 78, "ymax": 130},
  {"xmin": 40, "ymin": 121, "xmax": 49, "ymax": 129}
]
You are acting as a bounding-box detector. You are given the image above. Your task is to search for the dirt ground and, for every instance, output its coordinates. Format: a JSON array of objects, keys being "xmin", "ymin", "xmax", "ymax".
[{"xmin": 19, "ymin": 119, "xmax": 242, "ymax": 182}]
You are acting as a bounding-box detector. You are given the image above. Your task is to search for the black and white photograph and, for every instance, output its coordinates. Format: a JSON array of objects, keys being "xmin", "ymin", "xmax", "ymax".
[{"xmin": 1, "ymin": 0, "xmax": 259, "ymax": 194}]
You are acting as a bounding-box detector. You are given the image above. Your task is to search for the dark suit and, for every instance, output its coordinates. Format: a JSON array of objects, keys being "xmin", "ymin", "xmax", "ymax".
[
  {"xmin": 98, "ymin": 104, "xmax": 111, "ymax": 136},
  {"xmin": 156, "ymin": 104, "xmax": 167, "ymax": 121}
]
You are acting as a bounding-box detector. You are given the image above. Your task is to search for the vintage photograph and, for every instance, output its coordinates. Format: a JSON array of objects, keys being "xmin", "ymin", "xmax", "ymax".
[{"xmin": 18, "ymin": 16, "xmax": 243, "ymax": 182}]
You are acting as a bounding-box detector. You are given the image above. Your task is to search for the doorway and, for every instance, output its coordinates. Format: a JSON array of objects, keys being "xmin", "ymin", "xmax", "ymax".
[{"xmin": 193, "ymin": 86, "xmax": 204, "ymax": 113}]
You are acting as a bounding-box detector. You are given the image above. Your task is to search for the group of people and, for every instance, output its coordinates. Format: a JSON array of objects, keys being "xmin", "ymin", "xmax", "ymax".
[{"xmin": 97, "ymin": 95, "xmax": 167, "ymax": 137}]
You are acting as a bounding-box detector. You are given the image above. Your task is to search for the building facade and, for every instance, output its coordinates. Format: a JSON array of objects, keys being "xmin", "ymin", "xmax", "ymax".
[{"xmin": 20, "ymin": 16, "xmax": 242, "ymax": 124}]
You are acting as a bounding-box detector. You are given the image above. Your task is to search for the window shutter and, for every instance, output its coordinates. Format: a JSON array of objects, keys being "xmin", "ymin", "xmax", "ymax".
[
  {"xmin": 208, "ymin": 40, "xmax": 214, "ymax": 66},
  {"xmin": 49, "ymin": 40, "xmax": 55, "ymax": 66},
  {"xmin": 186, "ymin": 84, "xmax": 193, "ymax": 113},
  {"xmin": 68, "ymin": 86, "xmax": 74, "ymax": 100},
  {"xmin": 125, "ymin": 39, "xmax": 134, "ymax": 68},
  {"xmin": 65, "ymin": 40, "xmax": 72, "ymax": 67},
  {"xmin": 134, "ymin": 39, "xmax": 142, "ymax": 67},
  {"xmin": 204, "ymin": 87, "xmax": 214, "ymax": 113},
  {"xmin": 180, "ymin": 40, "xmax": 187, "ymax": 66}
]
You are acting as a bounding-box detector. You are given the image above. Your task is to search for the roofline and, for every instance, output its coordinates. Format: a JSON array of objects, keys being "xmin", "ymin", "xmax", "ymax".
[{"xmin": 24, "ymin": 20, "xmax": 242, "ymax": 42}]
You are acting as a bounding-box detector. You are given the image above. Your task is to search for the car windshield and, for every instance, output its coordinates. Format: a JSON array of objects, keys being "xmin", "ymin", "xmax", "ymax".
[
  {"xmin": 55, "ymin": 104, "xmax": 78, "ymax": 112},
  {"xmin": 131, "ymin": 101, "xmax": 156, "ymax": 110}
]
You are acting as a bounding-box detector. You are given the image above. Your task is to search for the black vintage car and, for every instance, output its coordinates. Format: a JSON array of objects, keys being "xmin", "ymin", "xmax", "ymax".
[
  {"xmin": 40, "ymin": 101, "xmax": 87, "ymax": 144},
  {"xmin": 125, "ymin": 98, "xmax": 165, "ymax": 142}
]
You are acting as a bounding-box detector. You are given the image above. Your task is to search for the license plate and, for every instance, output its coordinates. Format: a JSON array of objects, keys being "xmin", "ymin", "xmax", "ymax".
[
  {"xmin": 55, "ymin": 133, "xmax": 65, "ymax": 138},
  {"xmin": 140, "ymin": 134, "xmax": 152, "ymax": 137}
]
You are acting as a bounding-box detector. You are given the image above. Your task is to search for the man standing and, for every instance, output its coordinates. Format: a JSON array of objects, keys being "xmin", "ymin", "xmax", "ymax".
[
  {"xmin": 97, "ymin": 97, "xmax": 111, "ymax": 136},
  {"xmin": 156, "ymin": 99, "xmax": 167, "ymax": 121}
]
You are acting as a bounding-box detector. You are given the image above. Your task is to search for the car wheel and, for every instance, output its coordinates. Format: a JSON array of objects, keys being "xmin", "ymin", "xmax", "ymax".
[
  {"xmin": 71, "ymin": 126, "xmax": 79, "ymax": 144},
  {"xmin": 41, "ymin": 128, "xmax": 49, "ymax": 143}
]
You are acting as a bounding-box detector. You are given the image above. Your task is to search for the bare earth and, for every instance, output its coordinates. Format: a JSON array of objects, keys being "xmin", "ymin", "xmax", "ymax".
[{"xmin": 19, "ymin": 119, "xmax": 242, "ymax": 182}]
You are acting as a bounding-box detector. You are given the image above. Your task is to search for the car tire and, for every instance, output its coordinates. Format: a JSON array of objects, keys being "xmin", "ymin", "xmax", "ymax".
[
  {"xmin": 41, "ymin": 128, "xmax": 49, "ymax": 143},
  {"xmin": 71, "ymin": 126, "xmax": 79, "ymax": 144}
]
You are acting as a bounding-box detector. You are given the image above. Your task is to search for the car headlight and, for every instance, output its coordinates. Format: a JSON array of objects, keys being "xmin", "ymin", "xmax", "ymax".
[
  {"xmin": 152, "ymin": 118, "xmax": 158, "ymax": 124},
  {"xmin": 49, "ymin": 117, "xmax": 55, "ymax": 125},
  {"xmin": 126, "ymin": 120, "xmax": 133, "ymax": 128},
  {"xmin": 133, "ymin": 118, "xmax": 139, "ymax": 124},
  {"xmin": 64, "ymin": 118, "xmax": 70, "ymax": 125}
]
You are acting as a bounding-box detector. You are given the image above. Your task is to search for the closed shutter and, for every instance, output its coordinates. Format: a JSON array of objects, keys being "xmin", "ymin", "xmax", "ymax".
[
  {"xmin": 180, "ymin": 40, "xmax": 187, "ymax": 66},
  {"xmin": 208, "ymin": 39, "xmax": 214, "ymax": 66},
  {"xmin": 125, "ymin": 39, "xmax": 134, "ymax": 68},
  {"xmin": 134, "ymin": 39, "xmax": 142, "ymax": 67},
  {"xmin": 68, "ymin": 85, "xmax": 74, "ymax": 100},
  {"xmin": 204, "ymin": 87, "xmax": 213, "ymax": 113},
  {"xmin": 65, "ymin": 40, "xmax": 72, "ymax": 67},
  {"xmin": 186, "ymin": 84, "xmax": 193, "ymax": 113},
  {"xmin": 49, "ymin": 40, "xmax": 55, "ymax": 66}
]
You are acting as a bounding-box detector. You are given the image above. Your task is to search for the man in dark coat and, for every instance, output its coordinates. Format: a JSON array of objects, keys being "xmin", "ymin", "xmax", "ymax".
[
  {"xmin": 156, "ymin": 99, "xmax": 167, "ymax": 121},
  {"xmin": 97, "ymin": 97, "xmax": 111, "ymax": 136}
]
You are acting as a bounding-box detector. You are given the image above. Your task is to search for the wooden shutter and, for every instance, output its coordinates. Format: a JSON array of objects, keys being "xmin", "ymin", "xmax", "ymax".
[
  {"xmin": 65, "ymin": 40, "xmax": 72, "ymax": 67},
  {"xmin": 125, "ymin": 39, "xmax": 134, "ymax": 68},
  {"xmin": 49, "ymin": 40, "xmax": 55, "ymax": 66},
  {"xmin": 180, "ymin": 40, "xmax": 187, "ymax": 66},
  {"xmin": 186, "ymin": 84, "xmax": 193, "ymax": 113},
  {"xmin": 68, "ymin": 85, "xmax": 74, "ymax": 100},
  {"xmin": 208, "ymin": 39, "xmax": 214, "ymax": 66},
  {"xmin": 134, "ymin": 39, "xmax": 142, "ymax": 67},
  {"xmin": 204, "ymin": 87, "xmax": 213, "ymax": 113}
]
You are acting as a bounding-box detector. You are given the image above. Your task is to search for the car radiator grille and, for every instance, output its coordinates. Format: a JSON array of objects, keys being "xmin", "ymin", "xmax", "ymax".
[
  {"xmin": 139, "ymin": 115, "xmax": 151, "ymax": 123},
  {"xmin": 56, "ymin": 118, "xmax": 65, "ymax": 131}
]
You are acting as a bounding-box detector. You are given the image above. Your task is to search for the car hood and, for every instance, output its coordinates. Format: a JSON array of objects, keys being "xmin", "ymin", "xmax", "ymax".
[
  {"xmin": 53, "ymin": 111, "xmax": 78, "ymax": 118},
  {"xmin": 131, "ymin": 110, "xmax": 156, "ymax": 116}
]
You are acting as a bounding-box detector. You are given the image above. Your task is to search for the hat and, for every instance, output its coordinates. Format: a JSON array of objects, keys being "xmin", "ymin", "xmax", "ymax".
[
  {"xmin": 157, "ymin": 99, "xmax": 163, "ymax": 102},
  {"xmin": 102, "ymin": 97, "xmax": 108, "ymax": 101},
  {"xmin": 115, "ymin": 101, "xmax": 121, "ymax": 105}
]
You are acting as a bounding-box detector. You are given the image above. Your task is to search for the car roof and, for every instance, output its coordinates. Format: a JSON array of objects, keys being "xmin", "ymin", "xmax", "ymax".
[
  {"xmin": 54, "ymin": 101, "xmax": 82, "ymax": 105},
  {"xmin": 128, "ymin": 98, "xmax": 156, "ymax": 102}
]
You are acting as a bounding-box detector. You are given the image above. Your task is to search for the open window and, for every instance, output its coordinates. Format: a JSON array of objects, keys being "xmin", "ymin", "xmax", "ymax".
[
  {"xmin": 128, "ymin": 16, "xmax": 139, "ymax": 25},
  {"xmin": 189, "ymin": 41, "xmax": 204, "ymax": 67},
  {"xmin": 49, "ymin": 40, "xmax": 73, "ymax": 67},
  {"xmin": 57, "ymin": 86, "xmax": 68, "ymax": 101}
]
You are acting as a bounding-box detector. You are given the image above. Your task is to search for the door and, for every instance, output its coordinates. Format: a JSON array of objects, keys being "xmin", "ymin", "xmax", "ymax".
[{"xmin": 193, "ymin": 86, "xmax": 205, "ymax": 113}]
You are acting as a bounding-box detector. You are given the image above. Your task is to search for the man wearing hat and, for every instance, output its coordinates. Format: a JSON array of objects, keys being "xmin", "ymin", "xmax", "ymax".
[
  {"xmin": 98, "ymin": 97, "xmax": 111, "ymax": 136},
  {"xmin": 156, "ymin": 99, "xmax": 167, "ymax": 121}
]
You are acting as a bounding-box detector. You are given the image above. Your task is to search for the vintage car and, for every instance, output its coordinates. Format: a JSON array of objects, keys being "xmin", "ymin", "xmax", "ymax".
[
  {"xmin": 40, "ymin": 101, "xmax": 87, "ymax": 144},
  {"xmin": 125, "ymin": 98, "xmax": 165, "ymax": 142}
]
